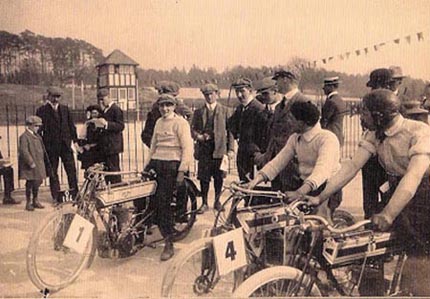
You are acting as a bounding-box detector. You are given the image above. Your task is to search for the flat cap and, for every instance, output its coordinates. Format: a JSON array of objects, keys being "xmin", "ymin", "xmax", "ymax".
[
  {"xmin": 254, "ymin": 77, "xmax": 277, "ymax": 93},
  {"xmin": 157, "ymin": 94, "xmax": 177, "ymax": 105},
  {"xmin": 200, "ymin": 83, "xmax": 219, "ymax": 95},
  {"xmin": 231, "ymin": 77, "xmax": 253, "ymax": 89},
  {"xmin": 402, "ymin": 100, "xmax": 428, "ymax": 116},
  {"xmin": 26, "ymin": 115, "xmax": 42, "ymax": 126},
  {"xmin": 97, "ymin": 88, "xmax": 109, "ymax": 98},
  {"xmin": 272, "ymin": 68, "xmax": 300, "ymax": 81},
  {"xmin": 366, "ymin": 68, "xmax": 392, "ymax": 88},
  {"xmin": 47, "ymin": 86, "xmax": 63, "ymax": 97},
  {"xmin": 155, "ymin": 81, "xmax": 181, "ymax": 95},
  {"xmin": 389, "ymin": 66, "xmax": 405, "ymax": 80},
  {"xmin": 323, "ymin": 76, "xmax": 341, "ymax": 86}
]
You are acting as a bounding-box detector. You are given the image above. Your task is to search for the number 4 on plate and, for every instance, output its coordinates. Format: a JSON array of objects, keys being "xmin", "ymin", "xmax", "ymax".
[{"xmin": 213, "ymin": 228, "xmax": 247, "ymax": 276}]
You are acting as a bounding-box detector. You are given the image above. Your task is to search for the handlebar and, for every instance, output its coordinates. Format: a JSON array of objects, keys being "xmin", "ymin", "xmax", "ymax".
[
  {"xmin": 302, "ymin": 215, "xmax": 371, "ymax": 234},
  {"xmin": 228, "ymin": 182, "xmax": 286, "ymax": 199}
]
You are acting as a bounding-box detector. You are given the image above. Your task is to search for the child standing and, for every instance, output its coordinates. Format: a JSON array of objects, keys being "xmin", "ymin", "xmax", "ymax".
[{"xmin": 19, "ymin": 116, "xmax": 47, "ymax": 211}]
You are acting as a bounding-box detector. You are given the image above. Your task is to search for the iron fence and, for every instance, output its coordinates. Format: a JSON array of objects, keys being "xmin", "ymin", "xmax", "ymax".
[{"xmin": 0, "ymin": 101, "xmax": 362, "ymax": 190}]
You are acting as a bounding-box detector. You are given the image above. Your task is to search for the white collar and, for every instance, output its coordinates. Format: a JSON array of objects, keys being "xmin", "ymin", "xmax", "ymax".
[
  {"xmin": 284, "ymin": 88, "xmax": 299, "ymax": 100},
  {"xmin": 104, "ymin": 101, "xmax": 115, "ymax": 112},
  {"xmin": 206, "ymin": 102, "xmax": 217, "ymax": 111},
  {"xmin": 26, "ymin": 128, "xmax": 36, "ymax": 135},
  {"xmin": 267, "ymin": 100, "xmax": 280, "ymax": 111},
  {"xmin": 385, "ymin": 115, "xmax": 404, "ymax": 137},
  {"xmin": 301, "ymin": 122, "xmax": 322, "ymax": 142},
  {"xmin": 48, "ymin": 101, "xmax": 59, "ymax": 110},
  {"xmin": 162, "ymin": 112, "xmax": 177, "ymax": 120},
  {"xmin": 327, "ymin": 91, "xmax": 338, "ymax": 98},
  {"xmin": 241, "ymin": 96, "xmax": 254, "ymax": 108}
]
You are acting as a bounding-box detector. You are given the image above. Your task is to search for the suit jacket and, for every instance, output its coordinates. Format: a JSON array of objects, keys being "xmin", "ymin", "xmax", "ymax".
[
  {"xmin": 227, "ymin": 98, "xmax": 267, "ymax": 157},
  {"xmin": 320, "ymin": 93, "xmax": 347, "ymax": 146},
  {"xmin": 100, "ymin": 103, "xmax": 124, "ymax": 155},
  {"xmin": 191, "ymin": 104, "xmax": 234, "ymax": 159},
  {"xmin": 264, "ymin": 91, "xmax": 311, "ymax": 159},
  {"xmin": 36, "ymin": 103, "xmax": 77, "ymax": 152},
  {"xmin": 18, "ymin": 130, "xmax": 47, "ymax": 180}
]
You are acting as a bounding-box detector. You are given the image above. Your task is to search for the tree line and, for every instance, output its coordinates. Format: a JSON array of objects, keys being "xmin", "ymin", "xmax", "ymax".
[{"xmin": 0, "ymin": 30, "xmax": 427, "ymax": 100}]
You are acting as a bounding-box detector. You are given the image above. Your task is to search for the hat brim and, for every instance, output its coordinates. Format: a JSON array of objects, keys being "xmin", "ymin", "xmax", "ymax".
[{"xmin": 158, "ymin": 100, "xmax": 176, "ymax": 105}]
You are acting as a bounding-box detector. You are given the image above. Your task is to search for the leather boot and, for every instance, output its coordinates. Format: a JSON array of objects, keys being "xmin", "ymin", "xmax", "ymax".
[
  {"xmin": 214, "ymin": 200, "xmax": 224, "ymax": 212},
  {"xmin": 3, "ymin": 196, "xmax": 21, "ymax": 205},
  {"xmin": 25, "ymin": 198, "xmax": 34, "ymax": 211},
  {"xmin": 33, "ymin": 197, "xmax": 45, "ymax": 209},
  {"xmin": 197, "ymin": 196, "xmax": 209, "ymax": 214},
  {"xmin": 160, "ymin": 238, "xmax": 174, "ymax": 261}
]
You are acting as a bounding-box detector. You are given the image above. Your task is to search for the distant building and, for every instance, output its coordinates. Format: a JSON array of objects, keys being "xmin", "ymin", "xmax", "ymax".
[{"xmin": 96, "ymin": 49, "xmax": 139, "ymax": 110}]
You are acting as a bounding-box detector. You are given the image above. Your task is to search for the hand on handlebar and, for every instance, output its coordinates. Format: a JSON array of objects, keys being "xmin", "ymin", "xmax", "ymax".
[
  {"xmin": 284, "ymin": 191, "xmax": 304, "ymax": 202},
  {"xmin": 371, "ymin": 213, "xmax": 393, "ymax": 231},
  {"xmin": 302, "ymin": 195, "xmax": 322, "ymax": 206}
]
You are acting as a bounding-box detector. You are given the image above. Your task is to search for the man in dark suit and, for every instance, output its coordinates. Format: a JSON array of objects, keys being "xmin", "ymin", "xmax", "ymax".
[
  {"xmin": 0, "ymin": 145, "xmax": 19, "ymax": 205},
  {"xmin": 36, "ymin": 87, "xmax": 78, "ymax": 202},
  {"xmin": 192, "ymin": 84, "xmax": 234, "ymax": 212},
  {"xmin": 320, "ymin": 76, "xmax": 347, "ymax": 146},
  {"xmin": 256, "ymin": 69, "xmax": 312, "ymax": 192},
  {"xmin": 91, "ymin": 89, "xmax": 125, "ymax": 184},
  {"xmin": 227, "ymin": 78, "xmax": 268, "ymax": 181}
]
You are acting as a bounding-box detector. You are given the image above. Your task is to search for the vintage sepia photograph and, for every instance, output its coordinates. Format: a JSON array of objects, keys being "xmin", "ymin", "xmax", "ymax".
[{"xmin": 1, "ymin": 0, "xmax": 430, "ymax": 297}]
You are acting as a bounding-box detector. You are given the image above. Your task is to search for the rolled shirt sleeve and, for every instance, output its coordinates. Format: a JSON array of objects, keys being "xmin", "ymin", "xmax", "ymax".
[
  {"xmin": 358, "ymin": 130, "xmax": 378, "ymax": 156},
  {"xmin": 260, "ymin": 134, "xmax": 296, "ymax": 181},
  {"xmin": 304, "ymin": 133, "xmax": 340, "ymax": 190}
]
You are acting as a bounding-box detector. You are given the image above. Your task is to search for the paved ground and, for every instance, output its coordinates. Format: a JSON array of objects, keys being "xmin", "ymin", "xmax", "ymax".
[{"xmin": 0, "ymin": 173, "xmax": 363, "ymax": 298}]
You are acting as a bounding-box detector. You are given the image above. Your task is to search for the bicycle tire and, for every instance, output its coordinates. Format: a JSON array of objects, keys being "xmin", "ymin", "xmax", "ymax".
[
  {"xmin": 172, "ymin": 186, "xmax": 197, "ymax": 242},
  {"xmin": 232, "ymin": 266, "xmax": 322, "ymax": 297},
  {"xmin": 161, "ymin": 237, "xmax": 244, "ymax": 298},
  {"xmin": 26, "ymin": 204, "xmax": 95, "ymax": 292}
]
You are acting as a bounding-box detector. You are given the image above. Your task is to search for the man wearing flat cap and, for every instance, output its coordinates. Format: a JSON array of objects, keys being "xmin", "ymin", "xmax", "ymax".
[
  {"xmin": 192, "ymin": 84, "xmax": 234, "ymax": 212},
  {"xmin": 259, "ymin": 68, "xmax": 311, "ymax": 192},
  {"xmin": 90, "ymin": 88, "xmax": 124, "ymax": 184},
  {"xmin": 320, "ymin": 77, "xmax": 347, "ymax": 146},
  {"xmin": 388, "ymin": 66, "xmax": 406, "ymax": 95},
  {"xmin": 36, "ymin": 86, "xmax": 78, "ymax": 202},
  {"xmin": 141, "ymin": 81, "xmax": 192, "ymax": 147},
  {"xmin": 146, "ymin": 93, "xmax": 193, "ymax": 261},
  {"xmin": 227, "ymin": 78, "xmax": 268, "ymax": 181}
]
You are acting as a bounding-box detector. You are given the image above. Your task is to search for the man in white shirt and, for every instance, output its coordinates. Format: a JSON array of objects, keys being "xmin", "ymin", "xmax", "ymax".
[{"xmin": 248, "ymin": 100, "xmax": 342, "ymax": 213}]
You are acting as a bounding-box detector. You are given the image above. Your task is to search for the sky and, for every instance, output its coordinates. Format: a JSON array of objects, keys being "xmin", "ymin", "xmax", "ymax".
[{"xmin": 1, "ymin": 0, "xmax": 430, "ymax": 80}]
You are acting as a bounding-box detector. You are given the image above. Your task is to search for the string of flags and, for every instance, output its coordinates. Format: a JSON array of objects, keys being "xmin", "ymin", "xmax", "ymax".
[{"xmin": 298, "ymin": 30, "xmax": 428, "ymax": 70}]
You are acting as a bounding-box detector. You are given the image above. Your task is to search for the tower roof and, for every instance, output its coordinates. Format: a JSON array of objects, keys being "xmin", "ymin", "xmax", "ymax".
[{"xmin": 97, "ymin": 49, "xmax": 139, "ymax": 66}]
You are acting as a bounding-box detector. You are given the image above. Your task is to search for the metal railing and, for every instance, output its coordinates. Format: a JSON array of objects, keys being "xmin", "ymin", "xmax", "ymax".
[{"xmin": 0, "ymin": 102, "xmax": 362, "ymax": 190}]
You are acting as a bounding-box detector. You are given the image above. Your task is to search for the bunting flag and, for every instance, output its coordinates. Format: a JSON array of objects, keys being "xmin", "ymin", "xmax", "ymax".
[
  {"xmin": 405, "ymin": 35, "xmax": 411, "ymax": 44},
  {"xmin": 417, "ymin": 32, "xmax": 424, "ymax": 41},
  {"xmin": 306, "ymin": 29, "xmax": 427, "ymax": 69}
]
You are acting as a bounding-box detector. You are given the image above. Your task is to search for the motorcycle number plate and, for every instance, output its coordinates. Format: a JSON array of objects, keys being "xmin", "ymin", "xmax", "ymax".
[
  {"xmin": 63, "ymin": 214, "xmax": 94, "ymax": 254},
  {"xmin": 213, "ymin": 228, "xmax": 247, "ymax": 276}
]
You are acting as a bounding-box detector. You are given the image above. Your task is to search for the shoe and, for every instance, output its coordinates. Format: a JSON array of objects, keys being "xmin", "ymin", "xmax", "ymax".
[
  {"xmin": 3, "ymin": 197, "xmax": 21, "ymax": 205},
  {"xmin": 25, "ymin": 201, "xmax": 35, "ymax": 211},
  {"xmin": 33, "ymin": 198, "xmax": 45, "ymax": 209},
  {"xmin": 197, "ymin": 204, "xmax": 209, "ymax": 214},
  {"xmin": 160, "ymin": 240, "xmax": 174, "ymax": 261},
  {"xmin": 214, "ymin": 201, "xmax": 224, "ymax": 212}
]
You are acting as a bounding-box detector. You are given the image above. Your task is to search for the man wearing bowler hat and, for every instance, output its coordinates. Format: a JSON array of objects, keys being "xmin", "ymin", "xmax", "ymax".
[
  {"xmin": 227, "ymin": 78, "xmax": 268, "ymax": 181},
  {"xmin": 192, "ymin": 84, "xmax": 234, "ymax": 212},
  {"xmin": 36, "ymin": 86, "xmax": 78, "ymax": 202},
  {"xmin": 321, "ymin": 76, "xmax": 347, "ymax": 146}
]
